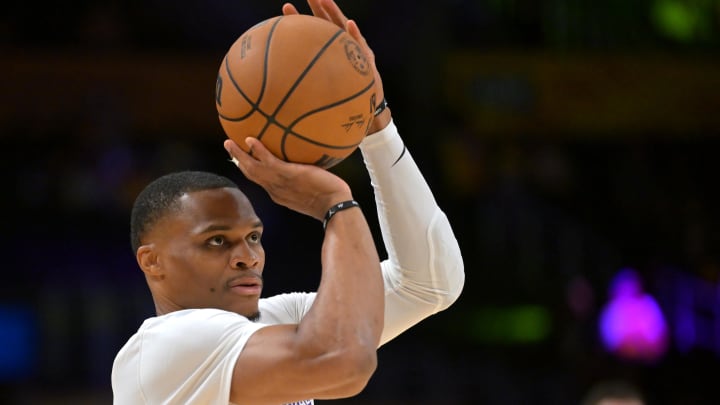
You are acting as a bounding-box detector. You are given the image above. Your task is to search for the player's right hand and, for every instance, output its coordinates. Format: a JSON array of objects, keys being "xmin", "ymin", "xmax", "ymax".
[{"xmin": 224, "ymin": 137, "xmax": 353, "ymax": 221}]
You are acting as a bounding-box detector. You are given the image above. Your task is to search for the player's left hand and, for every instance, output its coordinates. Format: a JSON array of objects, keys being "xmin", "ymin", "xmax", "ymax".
[{"xmin": 282, "ymin": 0, "xmax": 390, "ymax": 133}]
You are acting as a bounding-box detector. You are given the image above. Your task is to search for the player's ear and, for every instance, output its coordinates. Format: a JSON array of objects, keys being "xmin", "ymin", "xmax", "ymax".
[{"xmin": 137, "ymin": 244, "xmax": 163, "ymax": 278}]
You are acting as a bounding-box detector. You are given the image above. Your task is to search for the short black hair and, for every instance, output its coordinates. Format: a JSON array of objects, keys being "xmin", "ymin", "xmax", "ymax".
[{"xmin": 130, "ymin": 171, "xmax": 239, "ymax": 253}]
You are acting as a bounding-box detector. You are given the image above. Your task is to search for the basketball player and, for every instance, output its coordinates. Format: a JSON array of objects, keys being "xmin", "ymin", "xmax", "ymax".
[{"xmin": 111, "ymin": 1, "xmax": 464, "ymax": 404}]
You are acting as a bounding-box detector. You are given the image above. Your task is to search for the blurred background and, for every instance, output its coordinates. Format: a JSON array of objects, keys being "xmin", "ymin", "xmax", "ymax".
[{"xmin": 3, "ymin": 0, "xmax": 720, "ymax": 404}]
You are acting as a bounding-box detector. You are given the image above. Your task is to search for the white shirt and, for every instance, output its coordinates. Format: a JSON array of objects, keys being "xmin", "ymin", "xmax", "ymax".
[
  {"xmin": 112, "ymin": 300, "xmax": 313, "ymax": 405},
  {"xmin": 112, "ymin": 120, "xmax": 465, "ymax": 404}
]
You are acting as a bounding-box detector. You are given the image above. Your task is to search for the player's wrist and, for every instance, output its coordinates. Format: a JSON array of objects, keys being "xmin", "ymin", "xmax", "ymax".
[
  {"xmin": 316, "ymin": 190, "xmax": 354, "ymax": 220},
  {"xmin": 368, "ymin": 99, "xmax": 391, "ymax": 135},
  {"xmin": 322, "ymin": 200, "xmax": 361, "ymax": 230}
]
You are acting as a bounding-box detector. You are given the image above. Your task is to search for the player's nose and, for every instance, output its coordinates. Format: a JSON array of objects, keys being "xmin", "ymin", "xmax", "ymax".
[{"xmin": 230, "ymin": 242, "xmax": 260, "ymax": 270}]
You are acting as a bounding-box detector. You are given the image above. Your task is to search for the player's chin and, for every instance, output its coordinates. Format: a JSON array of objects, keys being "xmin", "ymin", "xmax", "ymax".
[
  {"xmin": 239, "ymin": 306, "xmax": 261, "ymax": 322},
  {"xmin": 227, "ymin": 299, "xmax": 261, "ymax": 321},
  {"xmin": 245, "ymin": 310, "xmax": 261, "ymax": 322}
]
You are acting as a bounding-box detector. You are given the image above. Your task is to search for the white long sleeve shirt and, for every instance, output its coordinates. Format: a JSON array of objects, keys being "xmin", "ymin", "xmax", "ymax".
[{"xmin": 112, "ymin": 120, "xmax": 465, "ymax": 404}]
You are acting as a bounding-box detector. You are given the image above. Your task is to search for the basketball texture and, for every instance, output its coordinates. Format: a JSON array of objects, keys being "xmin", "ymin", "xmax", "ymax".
[{"xmin": 215, "ymin": 14, "xmax": 377, "ymax": 169}]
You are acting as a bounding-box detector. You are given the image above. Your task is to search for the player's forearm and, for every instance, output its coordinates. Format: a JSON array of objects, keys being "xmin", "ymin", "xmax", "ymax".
[
  {"xmin": 360, "ymin": 120, "xmax": 464, "ymax": 293},
  {"xmin": 360, "ymin": 120, "xmax": 440, "ymax": 268},
  {"xmin": 296, "ymin": 207, "xmax": 384, "ymax": 361}
]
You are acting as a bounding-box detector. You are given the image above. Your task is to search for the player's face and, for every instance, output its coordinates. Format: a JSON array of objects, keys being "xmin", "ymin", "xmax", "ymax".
[{"xmin": 149, "ymin": 187, "xmax": 265, "ymax": 319}]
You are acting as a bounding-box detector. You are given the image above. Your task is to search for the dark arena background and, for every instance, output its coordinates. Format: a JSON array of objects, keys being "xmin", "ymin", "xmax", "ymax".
[{"xmin": 3, "ymin": 1, "xmax": 720, "ymax": 404}]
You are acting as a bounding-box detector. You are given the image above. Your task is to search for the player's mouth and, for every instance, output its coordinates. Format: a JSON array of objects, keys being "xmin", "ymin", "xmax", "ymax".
[{"xmin": 227, "ymin": 275, "xmax": 263, "ymax": 296}]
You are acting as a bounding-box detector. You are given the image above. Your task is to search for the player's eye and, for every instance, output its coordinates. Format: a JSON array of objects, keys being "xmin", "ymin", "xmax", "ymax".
[
  {"xmin": 248, "ymin": 232, "xmax": 262, "ymax": 243},
  {"xmin": 207, "ymin": 236, "xmax": 226, "ymax": 247}
]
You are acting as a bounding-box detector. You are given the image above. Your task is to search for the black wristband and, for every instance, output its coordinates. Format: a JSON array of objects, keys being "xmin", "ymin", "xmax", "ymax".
[
  {"xmin": 374, "ymin": 97, "xmax": 388, "ymax": 116},
  {"xmin": 323, "ymin": 200, "xmax": 360, "ymax": 230}
]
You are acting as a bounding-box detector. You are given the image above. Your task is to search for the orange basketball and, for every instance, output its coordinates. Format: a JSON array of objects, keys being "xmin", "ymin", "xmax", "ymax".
[{"xmin": 215, "ymin": 14, "xmax": 377, "ymax": 169}]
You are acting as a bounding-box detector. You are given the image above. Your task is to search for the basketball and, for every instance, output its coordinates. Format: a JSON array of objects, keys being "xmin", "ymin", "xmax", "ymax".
[{"xmin": 215, "ymin": 14, "xmax": 377, "ymax": 169}]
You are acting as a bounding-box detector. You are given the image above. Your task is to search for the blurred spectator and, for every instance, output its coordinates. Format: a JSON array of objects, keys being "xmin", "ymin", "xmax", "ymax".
[{"xmin": 581, "ymin": 379, "xmax": 645, "ymax": 405}]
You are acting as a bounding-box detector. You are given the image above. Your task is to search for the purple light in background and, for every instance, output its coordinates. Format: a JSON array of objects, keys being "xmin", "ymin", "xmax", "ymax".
[{"xmin": 599, "ymin": 268, "xmax": 669, "ymax": 362}]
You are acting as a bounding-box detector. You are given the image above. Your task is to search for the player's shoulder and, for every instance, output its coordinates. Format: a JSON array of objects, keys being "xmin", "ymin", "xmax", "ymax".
[
  {"xmin": 113, "ymin": 309, "xmax": 264, "ymax": 404},
  {"xmin": 118, "ymin": 309, "xmax": 263, "ymax": 365},
  {"xmin": 151, "ymin": 307, "xmax": 243, "ymax": 325},
  {"xmin": 260, "ymin": 292, "xmax": 314, "ymax": 305},
  {"xmin": 259, "ymin": 292, "xmax": 316, "ymax": 324},
  {"xmin": 136, "ymin": 308, "xmax": 255, "ymax": 343}
]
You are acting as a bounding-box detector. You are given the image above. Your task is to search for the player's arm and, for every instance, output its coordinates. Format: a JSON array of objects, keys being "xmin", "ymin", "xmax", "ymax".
[
  {"xmin": 225, "ymin": 138, "xmax": 384, "ymax": 405},
  {"xmin": 361, "ymin": 118, "xmax": 465, "ymax": 345},
  {"xmin": 287, "ymin": 0, "xmax": 464, "ymax": 345}
]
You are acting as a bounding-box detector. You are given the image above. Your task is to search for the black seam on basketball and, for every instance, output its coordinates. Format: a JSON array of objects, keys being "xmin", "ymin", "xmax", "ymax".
[
  {"xmin": 279, "ymin": 127, "xmax": 362, "ymax": 162},
  {"xmin": 279, "ymin": 78, "xmax": 374, "ymax": 158},
  {"xmin": 220, "ymin": 17, "xmax": 285, "ymax": 140},
  {"xmin": 269, "ymin": 28, "xmax": 345, "ymax": 119},
  {"xmin": 222, "ymin": 56, "xmax": 256, "ymax": 120},
  {"xmin": 270, "ymin": 28, "xmax": 345, "ymax": 159},
  {"xmin": 285, "ymin": 78, "xmax": 375, "ymax": 131},
  {"xmin": 218, "ymin": 112, "xmax": 361, "ymax": 150},
  {"xmin": 219, "ymin": 110, "xmax": 360, "ymax": 150},
  {"xmin": 282, "ymin": 131, "xmax": 363, "ymax": 149},
  {"xmin": 259, "ymin": 17, "xmax": 285, "ymax": 121}
]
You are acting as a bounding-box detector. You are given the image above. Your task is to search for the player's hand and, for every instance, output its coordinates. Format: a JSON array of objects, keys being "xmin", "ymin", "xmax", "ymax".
[
  {"xmin": 224, "ymin": 138, "xmax": 353, "ymax": 221},
  {"xmin": 282, "ymin": 0, "xmax": 390, "ymax": 133}
]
